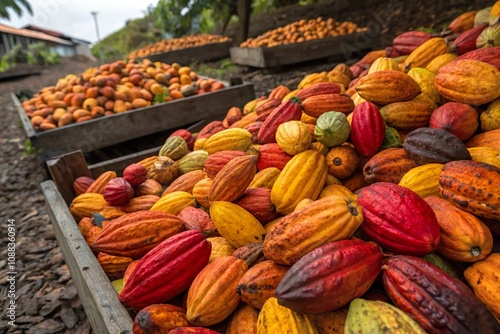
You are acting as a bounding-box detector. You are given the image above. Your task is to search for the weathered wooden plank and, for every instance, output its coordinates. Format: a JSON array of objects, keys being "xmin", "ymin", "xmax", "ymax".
[
  {"xmin": 12, "ymin": 92, "xmax": 37, "ymax": 138},
  {"xmin": 46, "ymin": 151, "xmax": 91, "ymax": 205},
  {"xmin": 230, "ymin": 30, "xmax": 379, "ymax": 68},
  {"xmin": 142, "ymin": 41, "xmax": 232, "ymax": 64},
  {"xmin": 13, "ymin": 82, "xmax": 255, "ymax": 161},
  {"xmin": 41, "ymin": 180, "xmax": 133, "ymax": 334}
]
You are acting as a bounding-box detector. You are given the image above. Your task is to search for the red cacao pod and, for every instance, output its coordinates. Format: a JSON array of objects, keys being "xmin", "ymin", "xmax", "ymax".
[
  {"xmin": 452, "ymin": 24, "xmax": 488, "ymax": 55},
  {"xmin": 254, "ymin": 98, "xmax": 281, "ymax": 116},
  {"xmin": 428, "ymin": 102, "xmax": 479, "ymax": 141},
  {"xmin": 233, "ymin": 188, "xmax": 280, "ymax": 224},
  {"xmin": 197, "ymin": 121, "xmax": 226, "ymax": 140},
  {"xmin": 244, "ymin": 121, "xmax": 263, "ymax": 144},
  {"xmin": 136, "ymin": 179, "xmax": 163, "ymax": 197},
  {"xmin": 203, "ymin": 150, "xmax": 246, "ymax": 179},
  {"xmin": 178, "ymin": 206, "xmax": 216, "ymax": 236},
  {"xmin": 102, "ymin": 177, "xmax": 135, "ymax": 206},
  {"xmin": 455, "ymin": 46, "xmax": 500, "ymax": 70},
  {"xmin": 119, "ymin": 230, "xmax": 211, "ymax": 310},
  {"xmin": 382, "ymin": 255, "xmax": 500, "ymax": 334},
  {"xmin": 357, "ymin": 182, "xmax": 441, "ymax": 256},
  {"xmin": 392, "ymin": 30, "xmax": 433, "ymax": 55},
  {"xmin": 276, "ymin": 238, "xmax": 383, "ymax": 314},
  {"xmin": 73, "ymin": 176, "xmax": 95, "ymax": 195},
  {"xmin": 256, "ymin": 143, "xmax": 293, "ymax": 171},
  {"xmin": 123, "ymin": 163, "xmax": 148, "ymax": 187},
  {"xmin": 257, "ymin": 97, "xmax": 303, "ymax": 144},
  {"xmin": 170, "ymin": 129, "xmax": 195, "ymax": 151},
  {"xmin": 296, "ymin": 82, "xmax": 341, "ymax": 101},
  {"xmin": 350, "ymin": 101, "xmax": 386, "ymax": 158}
]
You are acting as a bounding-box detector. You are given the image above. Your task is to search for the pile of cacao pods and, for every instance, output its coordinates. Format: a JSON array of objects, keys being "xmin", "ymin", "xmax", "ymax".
[
  {"xmin": 128, "ymin": 34, "xmax": 231, "ymax": 59},
  {"xmin": 68, "ymin": 3, "xmax": 500, "ymax": 334},
  {"xmin": 22, "ymin": 58, "xmax": 225, "ymax": 131}
]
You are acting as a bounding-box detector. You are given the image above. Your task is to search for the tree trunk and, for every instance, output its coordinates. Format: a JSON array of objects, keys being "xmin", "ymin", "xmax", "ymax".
[{"xmin": 237, "ymin": 0, "xmax": 252, "ymax": 44}]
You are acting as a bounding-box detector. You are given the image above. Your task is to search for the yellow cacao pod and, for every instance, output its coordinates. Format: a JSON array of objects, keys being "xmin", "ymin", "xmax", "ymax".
[
  {"xmin": 149, "ymin": 191, "xmax": 196, "ymax": 215},
  {"xmin": 467, "ymin": 146, "xmax": 500, "ymax": 169},
  {"xmin": 207, "ymin": 237, "xmax": 237, "ymax": 263},
  {"xmin": 425, "ymin": 53, "xmax": 457, "ymax": 74},
  {"xmin": 480, "ymin": 97, "xmax": 500, "ymax": 132},
  {"xmin": 276, "ymin": 121, "xmax": 312, "ymax": 155},
  {"xmin": 70, "ymin": 193, "xmax": 107, "ymax": 220},
  {"xmin": 257, "ymin": 297, "xmax": 318, "ymax": 334},
  {"xmin": 398, "ymin": 163, "xmax": 444, "ymax": 198},
  {"xmin": 203, "ymin": 128, "xmax": 253, "ymax": 155},
  {"xmin": 404, "ymin": 37, "xmax": 450, "ymax": 70},
  {"xmin": 367, "ymin": 57, "xmax": 400, "ymax": 74},
  {"xmin": 271, "ymin": 150, "xmax": 327, "ymax": 215},
  {"xmin": 407, "ymin": 67, "xmax": 441, "ymax": 105}
]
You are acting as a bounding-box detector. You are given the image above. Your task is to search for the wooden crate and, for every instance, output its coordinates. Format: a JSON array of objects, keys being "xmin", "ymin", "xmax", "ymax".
[
  {"xmin": 142, "ymin": 41, "xmax": 232, "ymax": 64},
  {"xmin": 230, "ymin": 30, "xmax": 379, "ymax": 68},
  {"xmin": 41, "ymin": 180, "xmax": 133, "ymax": 334},
  {"xmin": 13, "ymin": 80, "xmax": 254, "ymax": 161}
]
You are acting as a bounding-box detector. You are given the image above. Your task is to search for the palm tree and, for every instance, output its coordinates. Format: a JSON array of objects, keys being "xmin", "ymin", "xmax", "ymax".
[{"xmin": 0, "ymin": 0, "xmax": 33, "ymax": 20}]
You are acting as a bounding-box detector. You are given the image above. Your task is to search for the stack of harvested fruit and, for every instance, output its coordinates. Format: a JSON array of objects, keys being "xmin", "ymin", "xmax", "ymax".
[
  {"xmin": 239, "ymin": 16, "xmax": 367, "ymax": 48},
  {"xmin": 67, "ymin": 2, "xmax": 500, "ymax": 334},
  {"xmin": 21, "ymin": 59, "xmax": 225, "ymax": 132},
  {"xmin": 128, "ymin": 34, "xmax": 231, "ymax": 59}
]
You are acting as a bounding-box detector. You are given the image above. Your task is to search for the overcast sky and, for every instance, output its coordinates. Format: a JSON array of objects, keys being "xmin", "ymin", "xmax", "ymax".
[{"xmin": 0, "ymin": 0, "xmax": 157, "ymax": 44}]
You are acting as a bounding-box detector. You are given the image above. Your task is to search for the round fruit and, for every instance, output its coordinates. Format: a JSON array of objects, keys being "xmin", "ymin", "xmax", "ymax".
[{"xmin": 103, "ymin": 177, "xmax": 135, "ymax": 206}]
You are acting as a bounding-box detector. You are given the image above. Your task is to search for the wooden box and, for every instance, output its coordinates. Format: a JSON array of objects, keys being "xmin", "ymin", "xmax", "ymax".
[
  {"xmin": 13, "ymin": 81, "xmax": 255, "ymax": 162},
  {"xmin": 230, "ymin": 30, "xmax": 379, "ymax": 68},
  {"xmin": 142, "ymin": 41, "xmax": 233, "ymax": 64}
]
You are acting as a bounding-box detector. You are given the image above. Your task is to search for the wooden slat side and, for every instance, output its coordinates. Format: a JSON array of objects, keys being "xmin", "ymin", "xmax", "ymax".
[
  {"xmin": 11, "ymin": 92, "xmax": 37, "ymax": 138},
  {"xmin": 31, "ymin": 83, "xmax": 255, "ymax": 161},
  {"xmin": 46, "ymin": 151, "xmax": 92, "ymax": 205},
  {"xmin": 144, "ymin": 41, "xmax": 232, "ymax": 63},
  {"xmin": 41, "ymin": 181, "xmax": 133, "ymax": 334}
]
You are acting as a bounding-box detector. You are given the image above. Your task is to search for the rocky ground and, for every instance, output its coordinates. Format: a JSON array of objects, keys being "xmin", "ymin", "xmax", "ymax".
[{"xmin": 0, "ymin": 0, "xmax": 494, "ymax": 332}]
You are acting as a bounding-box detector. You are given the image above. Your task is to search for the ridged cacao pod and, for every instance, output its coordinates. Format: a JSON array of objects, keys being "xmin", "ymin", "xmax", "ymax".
[
  {"xmin": 102, "ymin": 177, "xmax": 134, "ymax": 206},
  {"xmin": 257, "ymin": 97, "xmax": 303, "ymax": 144},
  {"xmin": 123, "ymin": 163, "xmax": 147, "ymax": 187},
  {"xmin": 232, "ymin": 242, "xmax": 265, "ymax": 268},
  {"xmin": 169, "ymin": 129, "xmax": 195, "ymax": 151},
  {"xmin": 133, "ymin": 304, "xmax": 190, "ymax": 334},
  {"xmin": 208, "ymin": 155, "xmax": 256, "ymax": 203},
  {"xmin": 203, "ymin": 128, "xmax": 253, "ymax": 155},
  {"xmin": 434, "ymin": 59, "xmax": 500, "ymax": 106},
  {"xmin": 466, "ymin": 128, "xmax": 500, "ymax": 148},
  {"xmin": 453, "ymin": 24, "xmax": 488, "ymax": 55},
  {"xmin": 296, "ymin": 82, "xmax": 341, "ymax": 101},
  {"xmin": 426, "ymin": 53, "xmax": 457, "ymax": 74},
  {"xmin": 308, "ymin": 307, "xmax": 348, "ymax": 334},
  {"xmin": 468, "ymin": 146, "xmax": 500, "ymax": 169},
  {"xmin": 275, "ymin": 120, "xmax": 312, "ymax": 155},
  {"xmin": 404, "ymin": 37, "xmax": 450, "ymax": 70},
  {"xmin": 350, "ymin": 102, "xmax": 385, "ymax": 158},
  {"xmin": 357, "ymin": 182, "xmax": 441, "ymax": 256},
  {"xmin": 407, "ymin": 67, "xmax": 441, "ymax": 105},
  {"xmin": 147, "ymin": 156, "xmax": 178, "ymax": 185},
  {"xmin": 363, "ymin": 148, "xmax": 418, "ymax": 184},
  {"xmin": 398, "ymin": 163, "xmax": 443, "ymax": 198},
  {"xmin": 345, "ymin": 298, "xmax": 426, "ymax": 333},
  {"xmin": 314, "ymin": 111, "xmax": 350, "ymax": 148},
  {"xmin": 207, "ymin": 237, "xmax": 236, "ymax": 263},
  {"xmin": 257, "ymin": 297, "xmax": 318, "ymax": 334},
  {"xmin": 380, "ymin": 101, "xmax": 433, "ymax": 131},
  {"xmin": 255, "ymin": 143, "xmax": 293, "ymax": 172},
  {"xmin": 355, "ymin": 70, "xmax": 421, "ymax": 105},
  {"xmin": 464, "ymin": 253, "xmax": 500, "ymax": 318},
  {"xmin": 438, "ymin": 160, "xmax": 500, "ymax": 220},
  {"xmin": 186, "ymin": 256, "xmax": 247, "ymax": 326},
  {"xmin": 210, "ymin": 201, "xmax": 266, "ymax": 248},
  {"xmin": 392, "ymin": 30, "xmax": 433, "ymax": 55},
  {"xmin": 197, "ymin": 120, "xmax": 225, "ymax": 140},
  {"xmin": 455, "ymin": 46, "xmax": 500, "ymax": 70},
  {"xmin": 271, "ymin": 150, "xmax": 327, "ymax": 214},
  {"xmin": 254, "ymin": 98, "xmax": 281, "ymax": 116},
  {"xmin": 136, "ymin": 179, "xmax": 163, "ymax": 197},
  {"xmin": 203, "ymin": 150, "xmax": 246, "ymax": 179},
  {"xmin": 449, "ymin": 10, "xmax": 477, "ymax": 33},
  {"xmin": 91, "ymin": 210, "xmax": 184, "ymax": 258},
  {"xmin": 480, "ymin": 97, "xmax": 500, "ymax": 132},
  {"xmin": 276, "ymin": 239, "xmax": 383, "ymax": 314},
  {"xmin": 301, "ymin": 94, "xmax": 354, "ymax": 118},
  {"xmin": 237, "ymin": 260, "xmax": 289, "ymax": 309},
  {"xmin": 382, "ymin": 255, "xmax": 500, "ymax": 334},
  {"xmin": 192, "ymin": 178, "xmax": 212, "ymax": 208},
  {"xmin": 73, "ymin": 176, "xmax": 94, "ymax": 195},
  {"xmin": 248, "ymin": 167, "xmax": 281, "ymax": 189},
  {"xmin": 367, "ymin": 57, "xmax": 400, "ymax": 74},
  {"xmin": 85, "ymin": 171, "xmax": 117, "ymax": 194},
  {"xmin": 162, "ymin": 170, "xmax": 207, "ymax": 196},
  {"xmin": 70, "ymin": 193, "xmax": 107, "ymax": 220},
  {"xmin": 264, "ymin": 195, "xmax": 363, "ymax": 266},
  {"xmin": 424, "ymin": 196, "xmax": 493, "ymax": 262},
  {"xmin": 233, "ymin": 188, "xmax": 280, "ymax": 224},
  {"xmin": 226, "ymin": 304, "xmax": 259, "ymax": 334},
  {"xmin": 429, "ymin": 102, "xmax": 479, "ymax": 141},
  {"xmin": 175, "ymin": 150, "xmax": 209, "ymax": 175},
  {"xmin": 167, "ymin": 327, "xmax": 218, "ymax": 334},
  {"xmin": 119, "ymin": 230, "xmax": 211, "ymax": 310},
  {"xmin": 125, "ymin": 195, "xmax": 160, "ymax": 213},
  {"xmin": 159, "ymin": 136, "xmax": 189, "ymax": 161},
  {"xmin": 325, "ymin": 145, "xmax": 360, "ymax": 179},
  {"xmin": 97, "ymin": 252, "xmax": 134, "ymax": 281},
  {"xmin": 403, "ymin": 127, "xmax": 471, "ymax": 165},
  {"xmin": 178, "ymin": 206, "xmax": 216, "ymax": 236},
  {"xmin": 222, "ymin": 106, "xmax": 243, "ymax": 128}
]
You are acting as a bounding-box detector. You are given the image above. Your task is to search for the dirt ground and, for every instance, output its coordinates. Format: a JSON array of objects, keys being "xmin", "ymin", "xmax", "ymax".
[{"xmin": 0, "ymin": 0, "xmax": 495, "ymax": 332}]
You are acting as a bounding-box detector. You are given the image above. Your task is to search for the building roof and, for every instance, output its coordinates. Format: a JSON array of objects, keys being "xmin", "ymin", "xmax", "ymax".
[
  {"xmin": 23, "ymin": 24, "xmax": 91, "ymax": 44},
  {"xmin": 0, "ymin": 23, "xmax": 73, "ymax": 45}
]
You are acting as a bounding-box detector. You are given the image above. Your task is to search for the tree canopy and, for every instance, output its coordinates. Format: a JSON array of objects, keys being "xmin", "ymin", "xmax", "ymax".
[{"xmin": 0, "ymin": 0, "xmax": 33, "ymax": 20}]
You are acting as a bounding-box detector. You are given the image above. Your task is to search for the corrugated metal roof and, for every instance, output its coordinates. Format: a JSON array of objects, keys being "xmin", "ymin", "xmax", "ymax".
[
  {"xmin": 22, "ymin": 24, "xmax": 91, "ymax": 44},
  {"xmin": 0, "ymin": 23, "xmax": 73, "ymax": 45}
]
